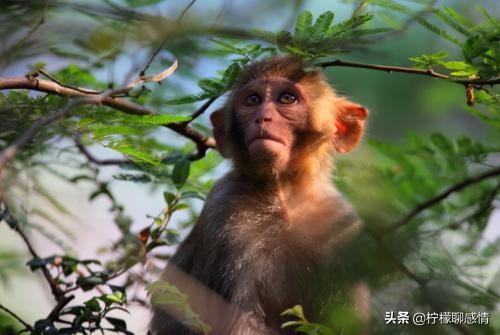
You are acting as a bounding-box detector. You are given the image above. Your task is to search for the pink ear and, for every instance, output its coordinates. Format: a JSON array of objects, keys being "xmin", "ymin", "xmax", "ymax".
[
  {"xmin": 210, "ymin": 109, "xmax": 228, "ymax": 157},
  {"xmin": 334, "ymin": 99, "xmax": 368, "ymax": 153}
]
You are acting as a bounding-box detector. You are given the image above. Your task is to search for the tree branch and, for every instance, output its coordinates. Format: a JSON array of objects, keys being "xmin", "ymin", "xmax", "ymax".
[
  {"xmin": 140, "ymin": 0, "xmax": 197, "ymax": 76},
  {"xmin": 0, "ymin": 98, "xmax": 83, "ymax": 179},
  {"xmin": 370, "ymin": 232, "xmax": 474, "ymax": 335},
  {"xmin": 318, "ymin": 59, "xmax": 500, "ymax": 86},
  {"xmin": 46, "ymin": 295, "xmax": 75, "ymax": 322},
  {"xmin": 189, "ymin": 96, "xmax": 218, "ymax": 121},
  {"xmin": 384, "ymin": 166, "xmax": 500, "ymax": 233},
  {"xmin": 0, "ymin": 76, "xmax": 216, "ymax": 161},
  {"xmin": 0, "ymin": 303, "xmax": 33, "ymax": 331},
  {"xmin": 75, "ymin": 136, "xmax": 131, "ymax": 166},
  {"xmin": 0, "ymin": 204, "xmax": 63, "ymax": 301}
]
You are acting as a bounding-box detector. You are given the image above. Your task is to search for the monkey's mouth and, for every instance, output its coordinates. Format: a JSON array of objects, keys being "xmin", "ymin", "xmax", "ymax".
[{"xmin": 249, "ymin": 133, "xmax": 285, "ymax": 146}]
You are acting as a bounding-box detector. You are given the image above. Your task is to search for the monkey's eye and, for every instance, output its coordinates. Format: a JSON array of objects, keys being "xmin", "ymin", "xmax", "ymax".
[
  {"xmin": 278, "ymin": 92, "xmax": 297, "ymax": 104},
  {"xmin": 243, "ymin": 94, "xmax": 261, "ymax": 106}
]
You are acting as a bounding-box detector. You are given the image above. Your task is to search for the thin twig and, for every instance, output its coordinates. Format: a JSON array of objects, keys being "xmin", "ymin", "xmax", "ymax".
[
  {"xmin": 177, "ymin": 0, "xmax": 197, "ymax": 22},
  {"xmin": 370, "ymin": 232, "xmax": 427, "ymax": 285},
  {"xmin": 0, "ymin": 87, "xmax": 136, "ymax": 177},
  {"xmin": 140, "ymin": 0, "xmax": 197, "ymax": 76},
  {"xmin": 318, "ymin": 59, "xmax": 500, "ymax": 86},
  {"xmin": 0, "ymin": 99, "xmax": 83, "ymax": 181},
  {"xmin": 5, "ymin": 1, "xmax": 48, "ymax": 54},
  {"xmin": 1, "ymin": 205, "xmax": 63, "ymax": 300},
  {"xmin": 189, "ymin": 96, "xmax": 218, "ymax": 121},
  {"xmin": 384, "ymin": 166, "xmax": 500, "ymax": 233},
  {"xmin": 39, "ymin": 69, "xmax": 102, "ymax": 95},
  {"xmin": 75, "ymin": 136, "xmax": 131, "ymax": 166},
  {"xmin": 46, "ymin": 295, "xmax": 75, "ymax": 321},
  {"xmin": 369, "ymin": 231, "xmax": 474, "ymax": 335},
  {"xmin": 420, "ymin": 182, "xmax": 500, "ymax": 236},
  {"xmin": 0, "ymin": 303, "xmax": 33, "ymax": 331}
]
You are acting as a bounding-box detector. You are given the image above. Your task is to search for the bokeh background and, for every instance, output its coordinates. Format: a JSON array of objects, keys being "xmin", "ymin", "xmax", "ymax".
[{"xmin": 0, "ymin": 0, "xmax": 498, "ymax": 334}]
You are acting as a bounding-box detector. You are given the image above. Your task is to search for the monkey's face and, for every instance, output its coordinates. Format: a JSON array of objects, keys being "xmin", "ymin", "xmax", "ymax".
[{"xmin": 232, "ymin": 78, "xmax": 309, "ymax": 169}]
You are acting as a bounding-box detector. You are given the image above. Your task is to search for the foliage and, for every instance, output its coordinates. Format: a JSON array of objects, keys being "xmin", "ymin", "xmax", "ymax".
[
  {"xmin": 281, "ymin": 305, "xmax": 334, "ymax": 335},
  {"xmin": 0, "ymin": 1, "xmax": 498, "ymax": 334},
  {"xmin": 147, "ymin": 280, "xmax": 211, "ymax": 334}
]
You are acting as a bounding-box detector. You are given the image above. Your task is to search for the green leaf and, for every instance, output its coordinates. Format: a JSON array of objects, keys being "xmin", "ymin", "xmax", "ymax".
[
  {"xmin": 281, "ymin": 320, "xmax": 304, "ymax": 329},
  {"xmin": 77, "ymin": 117, "xmax": 97, "ymax": 129},
  {"xmin": 416, "ymin": 18, "xmax": 462, "ymax": 46},
  {"xmin": 163, "ymin": 191, "xmax": 177, "ymax": 205},
  {"xmin": 330, "ymin": 13, "xmax": 373, "ymax": 37},
  {"xmin": 102, "ymin": 291, "xmax": 124, "ymax": 304},
  {"xmin": 442, "ymin": 7, "xmax": 474, "ymax": 28},
  {"xmin": 172, "ymin": 159, "xmax": 190, "ymax": 189},
  {"xmin": 164, "ymin": 92, "xmax": 213, "ymax": 105},
  {"xmin": 120, "ymin": 114, "xmax": 190, "ymax": 125},
  {"xmin": 430, "ymin": 133, "xmax": 454, "ymax": 154},
  {"xmin": 441, "ymin": 61, "xmax": 478, "ymax": 76},
  {"xmin": 125, "ymin": 0, "xmax": 162, "ymax": 7},
  {"xmin": 90, "ymin": 124, "xmax": 142, "ymax": 139},
  {"xmin": 113, "ymin": 173, "xmax": 152, "ymax": 183},
  {"xmin": 76, "ymin": 276, "xmax": 104, "ymax": 291},
  {"xmin": 435, "ymin": 8, "xmax": 472, "ymax": 37},
  {"xmin": 106, "ymin": 141, "xmax": 161, "ymax": 166},
  {"xmin": 295, "ymin": 11, "xmax": 314, "ymax": 40},
  {"xmin": 210, "ymin": 38, "xmax": 241, "ymax": 54},
  {"xmin": 313, "ymin": 11, "xmax": 334, "ymax": 35},
  {"xmin": 85, "ymin": 298, "xmax": 101, "ymax": 312},
  {"xmin": 409, "ymin": 52, "xmax": 448, "ymax": 69},
  {"xmin": 281, "ymin": 305, "xmax": 306, "ymax": 320},
  {"xmin": 147, "ymin": 281, "xmax": 211, "ymax": 335},
  {"xmin": 221, "ymin": 63, "xmax": 241, "ymax": 87},
  {"xmin": 105, "ymin": 317, "xmax": 127, "ymax": 331},
  {"xmin": 198, "ymin": 79, "xmax": 225, "ymax": 95}
]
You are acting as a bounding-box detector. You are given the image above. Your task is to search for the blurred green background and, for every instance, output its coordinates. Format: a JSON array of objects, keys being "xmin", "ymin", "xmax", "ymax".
[{"xmin": 0, "ymin": 1, "xmax": 498, "ymax": 334}]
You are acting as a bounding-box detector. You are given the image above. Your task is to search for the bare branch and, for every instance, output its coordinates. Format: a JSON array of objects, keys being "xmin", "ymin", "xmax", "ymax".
[
  {"xmin": 190, "ymin": 96, "xmax": 218, "ymax": 121},
  {"xmin": 75, "ymin": 136, "xmax": 131, "ymax": 166},
  {"xmin": 319, "ymin": 59, "xmax": 500, "ymax": 86},
  {"xmin": 0, "ymin": 204, "xmax": 63, "ymax": 300},
  {"xmin": 46, "ymin": 295, "xmax": 75, "ymax": 322},
  {"xmin": 0, "ymin": 303, "xmax": 33, "ymax": 331},
  {"xmin": 38, "ymin": 69, "xmax": 102, "ymax": 95},
  {"xmin": 178, "ymin": 0, "xmax": 197, "ymax": 22},
  {"xmin": 384, "ymin": 166, "xmax": 500, "ymax": 233},
  {"xmin": 141, "ymin": 0, "xmax": 197, "ymax": 76},
  {"xmin": 0, "ymin": 1, "xmax": 48, "ymax": 70}
]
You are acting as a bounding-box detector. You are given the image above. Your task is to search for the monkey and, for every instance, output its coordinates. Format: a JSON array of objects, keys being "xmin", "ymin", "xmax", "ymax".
[{"xmin": 150, "ymin": 55, "xmax": 369, "ymax": 335}]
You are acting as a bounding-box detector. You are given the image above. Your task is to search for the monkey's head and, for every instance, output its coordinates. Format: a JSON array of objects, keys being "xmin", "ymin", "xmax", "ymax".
[{"xmin": 211, "ymin": 56, "xmax": 367, "ymax": 180}]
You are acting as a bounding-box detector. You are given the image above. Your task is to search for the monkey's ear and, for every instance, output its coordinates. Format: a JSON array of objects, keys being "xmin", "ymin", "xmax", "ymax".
[
  {"xmin": 333, "ymin": 99, "xmax": 368, "ymax": 153},
  {"xmin": 210, "ymin": 109, "xmax": 228, "ymax": 157}
]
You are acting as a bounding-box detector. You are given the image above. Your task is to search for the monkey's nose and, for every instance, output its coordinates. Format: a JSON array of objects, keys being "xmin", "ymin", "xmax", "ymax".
[
  {"xmin": 255, "ymin": 115, "xmax": 272, "ymax": 124},
  {"xmin": 255, "ymin": 106, "xmax": 274, "ymax": 124}
]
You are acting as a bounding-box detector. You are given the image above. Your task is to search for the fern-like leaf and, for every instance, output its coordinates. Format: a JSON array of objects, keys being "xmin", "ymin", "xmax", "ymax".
[
  {"xmin": 106, "ymin": 141, "xmax": 161, "ymax": 166},
  {"xmin": 329, "ymin": 13, "xmax": 373, "ymax": 37},
  {"xmin": 295, "ymin": 11, "xmax": 314, "ymax": 40},
  {"xmin": 90, "ymin": 125, "xmax": 142, "ymax": 139},
  {"xmin": 435, "ymin": 9, "xmax": 472, "ymax": 37},
  {"xmin": 416, "ymin": 18, "xmax": 461, "ymax": 46},
  {"xmin": 164, "ymin": 92, "xmax": 213, "ymax": 105},
  {"xmin": 312, "ymin": 11, "xmax": 334, "ymax": 35}
]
